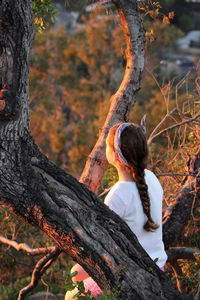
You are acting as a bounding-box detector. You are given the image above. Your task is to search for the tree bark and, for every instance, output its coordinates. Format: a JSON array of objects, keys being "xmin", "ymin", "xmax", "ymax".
[
  {"xmin": 1, "ymin": 137, "xmax": 191, "ymax": 299},
  {"xmin": 79, "ymin": 0, "xmax": 145, "ymax": 194},
  {"xmin": 0, "ymin": 0, "xmax": 195, "ymax": 299},
  {"xmin": 0, "ymin": 0, "xmax": 34, "ymax": 138},
  {"xmin": 163, "ymin": 150, "xmax": 200, "ymax": 249},
  {"xmin": 18, "ymin": 247, "xmax": 61, "ymax": 300}
]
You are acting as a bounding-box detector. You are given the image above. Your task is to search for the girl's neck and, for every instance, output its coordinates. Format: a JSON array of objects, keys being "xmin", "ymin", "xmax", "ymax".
[{"xmin": 116, "ymin": 164, "xmax": 134, "ymax": 182}]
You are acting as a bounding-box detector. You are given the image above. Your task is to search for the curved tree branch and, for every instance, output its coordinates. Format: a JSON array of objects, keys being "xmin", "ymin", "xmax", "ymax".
[
  {"xmin": 18, "ymin": 247, "xmax": 61, "ymax": 300},
  {"xmin": 80, "ymin": 0, "xmax": 145, "ymax": 194},
  {"xmin": 0, "ymin": 235, "xmax": 61, "ymax": 299},
  {"xmin": 169, "ymin": 261, "xmax": 184, "ymax": 293},
  {"xmin": 147, "ymin": 107, "xmax": 177, "ymax": 146},
  {"xmin": 148, "ymin": 113, "xmax": 200, "ymax": 145},
  {"xmin": 0, "ymin": 235, "xmax": 57, "ymax": 255}
]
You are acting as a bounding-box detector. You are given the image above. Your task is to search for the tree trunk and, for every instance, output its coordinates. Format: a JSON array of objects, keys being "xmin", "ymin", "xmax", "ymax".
[
  {"xmin": 80, "ymin": 0, "xmax": 145, "ymax": 194},
  {"xmin": 1, "ymin": 137, "xmax": 191, "ymax": 299},
  {"xmin": 0, "ymin": 1, "xmax": 194, "ymax": 299},
  {"xmin": 163, "ymin": 150, "xmax": 200, "ymax": 249}
]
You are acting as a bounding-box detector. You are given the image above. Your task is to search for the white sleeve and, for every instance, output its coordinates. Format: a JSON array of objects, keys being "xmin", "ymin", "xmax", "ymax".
[{"xmin": 104, "ymin": 191, "xmax": 125, "ymax": 218}]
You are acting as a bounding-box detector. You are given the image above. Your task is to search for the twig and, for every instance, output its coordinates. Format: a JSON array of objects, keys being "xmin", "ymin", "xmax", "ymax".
[
  {"xmin": 18, "ymin": 247, "xmax": 61, "ymax": 300},
  {"xmin": 156, "ymin": 173, "xmax": 195, "ymax": 177},
  {"xmin": 169, "ymin": 260, "xmax": 184, "ymax": 293},
  {"xmin": 40, "ymin": 278, "xmax": 49, "ymax": 300},
  {"xmin": 148, "ymin": 112, "xmax": 200, "ymax": 145},
  {"xmin": 148, "ymin": 107, "xmax": 177, "ymax": 146},
  {"xmin": 98, "ymin": 187, "xmax": 112, "ymax": 197},
  {"xmin": 0, "ymin": 234, "xmax": 62, "ymax": 299},
  {"xmin": 0, "ymin": 248, "xmax": 32, "ymax": 267},
  {"xmin": 0, "ymin": 235, "xmax": 56, "ymax": 255}
]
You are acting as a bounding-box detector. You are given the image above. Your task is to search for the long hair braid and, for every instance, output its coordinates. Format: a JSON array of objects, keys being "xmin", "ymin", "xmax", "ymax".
[
  {"xmin": 120, "ymin": 125, "xmax": 159, "ymax": 232},
  {"xmin": 132, "ymin": 165, "xmax": 158, "ymax": 231}
]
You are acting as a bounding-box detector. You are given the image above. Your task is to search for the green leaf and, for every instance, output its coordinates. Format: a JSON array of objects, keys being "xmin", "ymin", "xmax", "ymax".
[
  {"xmin": 71, "ymin": 271, "xmax": 78, "ymax": 278},
  {"xmin": 65, "ymin": 283, "xmax": 76, "ymax": 292}
]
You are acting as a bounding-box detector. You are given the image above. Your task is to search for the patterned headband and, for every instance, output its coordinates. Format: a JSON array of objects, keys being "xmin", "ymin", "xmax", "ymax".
[{"xmin": 113, "ymin": 116, "xmax": 146, "ymax": 166}]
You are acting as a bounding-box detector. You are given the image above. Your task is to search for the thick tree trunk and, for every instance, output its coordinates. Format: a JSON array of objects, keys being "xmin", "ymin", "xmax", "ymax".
[
  {"xmin": 80, "ymin": 0, "xmax": 145, "ymax": 194},
  {"xmin": 0, "ymin": 1, "xmax": 194, "ymax": 299},
  {"xmin": 1, "ymin": 137, "xmax": 191, "ymax": 299},
  {"xmin": 0, "ymin": 0, "xmax": 34, "ymax": 138}
]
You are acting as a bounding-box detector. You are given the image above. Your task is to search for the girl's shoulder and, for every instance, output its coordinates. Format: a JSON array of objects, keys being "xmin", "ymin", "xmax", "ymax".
[
  {"xmin": 145, "ymin": 169, "xmax": 163, "ymax": 195},
  {"xmin": 145, "ymin": 168, "xmax": 156, "ymax": 177},
  {"xmin": 105, "ymin": 181, "xmax": 137, "ymax": 217},
  {"xmin": 109, "ymin": 180, "xmax": 138, "ymax": 199}
]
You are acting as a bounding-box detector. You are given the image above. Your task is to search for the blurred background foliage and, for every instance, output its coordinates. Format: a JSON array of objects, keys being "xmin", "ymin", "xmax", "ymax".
[{"xmin": 0, "ymin": 0, "xmax": 200, "ymax": 298}]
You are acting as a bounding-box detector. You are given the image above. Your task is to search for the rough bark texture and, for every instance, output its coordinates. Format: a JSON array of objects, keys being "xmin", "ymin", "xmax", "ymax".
[
  {"xmin": 167, "ymin": 247, "xmax": 200, "ymax": 262},
  {"xmin": 0, "ymin": 0, "xmax": 33, "ymax": 139},
  {"xmin": 80, "ymin": 0, "xmax": 145, "ymax": 194},
  {"xmin": 163, "ymin": 151, "xmax": 200, "ymax": 249},
  {"xmin": 1, "ymin": 137, "xmax": 190, "ymax": 300},
  {"xmin": 0, "ymin": 0, "xmax": 197, "ymax": 299},
  {"xmin": 18, "ymin": 247, "xmax": 61, "ymax": 300}
]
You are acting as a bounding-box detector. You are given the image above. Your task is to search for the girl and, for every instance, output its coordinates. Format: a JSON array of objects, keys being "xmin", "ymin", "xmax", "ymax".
[
  {"xmin": 65, "ymin": 122, "xmax": 167, "ymax": 300},
  {"xmin": 105, "ymin": 122, "xmax": 167, "ymax": 269}
]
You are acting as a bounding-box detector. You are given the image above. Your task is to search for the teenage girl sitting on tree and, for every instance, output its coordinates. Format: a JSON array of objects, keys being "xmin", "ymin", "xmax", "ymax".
[{"xmin": 65, "ymin": 121, "xmax": 167, "ymax": 300}]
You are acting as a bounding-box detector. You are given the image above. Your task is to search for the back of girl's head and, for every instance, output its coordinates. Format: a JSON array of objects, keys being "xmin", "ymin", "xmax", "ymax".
[
  {"xmin": 107, "ymin": 123, "xmax": 159, "ymax": 232},
  {"xmin": 107, "ymin": 123, "xmax": 148, "ymax": 168},
  {"xmin": 121, "ymin": 124, "xmax": 148, "ymax": 170}
]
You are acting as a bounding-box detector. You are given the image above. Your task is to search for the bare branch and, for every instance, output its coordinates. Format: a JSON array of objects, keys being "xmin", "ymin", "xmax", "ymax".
[
  {"xmin": 98, "ymin": 187, "xmax": 112, "ymax": 197},
  {"xmin": 0, "ymin": 247, "xmax": 32, "ymax": 267},
  {"xmin": 167, "ymin": 247, "xmax": 200, "ymax": 262},
  {"xmin": 0, "ymin": 235, "xmax": 57, "ymax": 255},
  {"xmin": 156, "ymin": 173, "xmax": 194, "ymax": 177},
  {"xmin": 148, "ymin": 112, "xmax": 200, "ymax": 145},
  {"xmin": 169, "ymin": 261, "xmax": 184, "ymax": 293},
  {"xmin": 18, "ymin": 247, "xmax": 61, "ymax": 300},
  {"xmin": 80, "ymin": 0, "xmax": 146, "ymax": 193},
  {"xmin": 145, "ymin": 66, "xmax": 175, "ymax": 113},
  {"xmin": 147, "ymin": 107, "xmax": 177, "ymax": 145}
]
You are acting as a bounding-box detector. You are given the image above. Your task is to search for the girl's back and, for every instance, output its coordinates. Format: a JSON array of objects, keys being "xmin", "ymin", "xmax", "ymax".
[{"xmin": 105, "ymin": 169, "xmax": 167, "ymax": 268}]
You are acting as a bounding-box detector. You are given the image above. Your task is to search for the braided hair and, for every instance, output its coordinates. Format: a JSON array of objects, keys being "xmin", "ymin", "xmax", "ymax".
[{"xmin": 107, "ymin": 123, "xmax": 159, "ymax": 232}]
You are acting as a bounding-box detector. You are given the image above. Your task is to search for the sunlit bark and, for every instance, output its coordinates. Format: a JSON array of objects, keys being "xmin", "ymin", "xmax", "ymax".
[
  {"xmin": 0, "ymin": 235, "xmax": 57, "ymax": 255},
  {"xmin": 80, "ymin": 0, "xmax": 145, "ymax": 194},
  {"xmin": 18, "ymin": 247, "xmax": 61, "ymax": 300}
]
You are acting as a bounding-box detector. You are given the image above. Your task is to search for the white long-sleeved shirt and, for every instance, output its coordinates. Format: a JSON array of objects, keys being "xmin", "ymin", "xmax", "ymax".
[{"xmin": 104, "ymin": 169, "xmax": 167, "ymax": 268}]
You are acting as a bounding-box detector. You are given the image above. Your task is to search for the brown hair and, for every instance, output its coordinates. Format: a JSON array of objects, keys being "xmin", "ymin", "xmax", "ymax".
[{"xmin": 107, "ymin": 123, "xmax": 159, "ymax": 232}]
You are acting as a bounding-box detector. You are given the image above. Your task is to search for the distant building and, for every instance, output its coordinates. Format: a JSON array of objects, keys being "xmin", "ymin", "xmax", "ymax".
[
  {"xmin": 177, "ymin": 30, "xmax": 200, "ymax": 53},
  {"xmin": 160, "ymin": 54, "xmax": 195, "ymax": 78}
]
